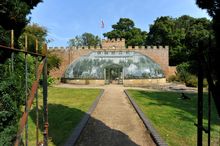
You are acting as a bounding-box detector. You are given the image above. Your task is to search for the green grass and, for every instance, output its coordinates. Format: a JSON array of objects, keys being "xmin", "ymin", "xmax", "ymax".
[
  {"xmin": 27, "ymin": 87, "xmax": 101, "ymax": 146},
  {"xmin": 127, "ymin": 90, "xmax": 220, "ymax": 146}
]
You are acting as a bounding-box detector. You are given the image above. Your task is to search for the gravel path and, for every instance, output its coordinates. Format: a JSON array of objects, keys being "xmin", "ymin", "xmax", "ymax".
[{"xmin": 75, "ymin": 85, "xmax": 155, "ymax": 146}]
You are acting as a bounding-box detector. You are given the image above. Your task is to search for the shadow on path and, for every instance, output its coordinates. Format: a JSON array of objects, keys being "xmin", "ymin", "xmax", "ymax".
[
  {"xmin": 75, "ymin": 117, "xmax": 139, "ymax": 146},
  {"xmin": 30, "ymin": 104, "xmax": 139, "ymax": 146}
]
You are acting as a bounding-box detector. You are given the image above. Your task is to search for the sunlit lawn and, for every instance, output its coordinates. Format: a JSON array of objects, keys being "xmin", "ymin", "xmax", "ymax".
[
  {"xmin": 27, "ymin": 87, "xmax": 101, "ymax": 146},
  {"xmin": 127, "ymin": 90, "xmax": 220, "ymax": 146}
]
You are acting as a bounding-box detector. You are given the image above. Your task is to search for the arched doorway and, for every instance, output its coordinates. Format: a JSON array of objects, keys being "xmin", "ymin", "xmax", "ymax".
[{"xmin": 104, "ymin": 64, "xmax": 123, "ymax": 84}]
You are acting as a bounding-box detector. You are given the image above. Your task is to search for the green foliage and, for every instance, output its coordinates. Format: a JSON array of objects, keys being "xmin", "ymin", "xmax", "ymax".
[
  {"xmin": 47, "ymin": 76, "xmax": 55, "ymax": 86},
  {"xmin": 174, "ymin": 62, "xmax": 208, "ymax": 87},
  {"xmin": 167, "ymin": 75, "xmax": 178, "ymax": 82},
  {"xmin": 0, "ymin": 53, "xmax": 40, "ymax": 145},
  {"xmin": 47, "ymin": 53, "xmax": 61, "ymax": 75},
  {"xmin": 0, "ymin": 60, "xmax": 25, "ymax": 145},
  {"xmin": 0, "ymin": 0, "xmax": 42, "ymax": 32},
  {"xmin": 0, "ymin": 0, "xmax": 42, "ymax": 53},
  {"xmin": 185, "ymin": 75, "xmax": 198, "ymax": 87},
  {"xmin": 0, "ymin": 0, "xmax": 42, "ymax": 63},
  {"xmin": 147, "ymin": 15, "xmax": 213, "ymax": 65},
  {"xmin": 68, "ymin": 32, "xmax": 101, "ymax": 47},
  {"xmin": 18, "ymin": 23, "xmax": 48, "ymax": 52},
  {"xmin": 103, "ymin": 18, "xmax": 147, "ymax": 46},
  {"xmin": 176, "ymin": 62, "xmax": 191, "ymax": 83}
]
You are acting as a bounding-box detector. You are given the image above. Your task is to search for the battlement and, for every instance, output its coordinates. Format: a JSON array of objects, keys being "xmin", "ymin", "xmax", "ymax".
[
  {"xmin": 101, "ymin": 38, "xmax": 125, "ymax": 49},
  {"xmin": 49, "ymin": 38, "xmax": 168, "ymax": 51},
  {"xmin": 102, "ymin": 38, "xmax": 125, "ymax": 43},
  {"xmin": 48, "ymin": 45, "xmax": 169, "ymax": 51}
]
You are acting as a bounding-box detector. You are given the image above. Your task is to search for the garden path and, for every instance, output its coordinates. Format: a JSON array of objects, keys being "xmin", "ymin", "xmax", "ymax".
[{"xmin": 75, "ymin": 84, "xmax": 155, "ymax": 146}]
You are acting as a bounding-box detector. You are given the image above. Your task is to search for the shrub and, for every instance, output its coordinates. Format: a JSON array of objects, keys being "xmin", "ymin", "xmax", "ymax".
[
  {"xmin": 47, "ymin": 76, "xmax": 55, "ymax": 86},
  {"xmin": 185, "ymin": 75, "xmax": 198, "ymax": 87},
  {"xmin": 176, "ymin": 62, "xmax": 191, "ymax": 83},
  {"xmin": 167, "ymin": 75, "xmax": 178, "ymax": 82}
]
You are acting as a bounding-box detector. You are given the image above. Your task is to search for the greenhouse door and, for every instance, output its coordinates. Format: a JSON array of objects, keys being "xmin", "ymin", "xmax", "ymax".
[{"xmin": 104, "ymin": 64, "xmax": 123, "ymax": 84}]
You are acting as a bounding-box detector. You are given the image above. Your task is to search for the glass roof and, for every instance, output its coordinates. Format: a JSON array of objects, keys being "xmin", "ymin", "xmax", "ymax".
[{"xmin": 64, "ymin": 51, "xmax": 164, "ymax": 79}]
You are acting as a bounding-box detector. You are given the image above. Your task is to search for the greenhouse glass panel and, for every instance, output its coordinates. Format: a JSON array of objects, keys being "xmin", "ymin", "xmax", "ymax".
[{"xmin": 64, "ymin": 51, "xmax": 164, "ymax": 79}]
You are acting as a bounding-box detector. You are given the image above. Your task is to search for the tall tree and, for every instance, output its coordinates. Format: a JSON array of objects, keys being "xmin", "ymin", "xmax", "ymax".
[
  {"xmin": 147, "ymin": 16, "xmax": 212, "ymax": 66},
  {"xmin": 0, "ymin": 0, "xmax": 42, "ymax": 63},
  {"xmin": 18, "ymin": 23, "xmax": 47, "ymax": 52},
  {"xmin": 19, "ymin": 23, "xmax": 61, "ymax": 74},
  {"xmin": 0, "ymin": 0, "xmax": 42, "ymax": 37},
  {"xmin": 68, "ymin": 32, "xmax": 101, "ymax": 47},
  {"xmin": 103, "ymin": 18, "xmax": 147, "ymax": 46}
]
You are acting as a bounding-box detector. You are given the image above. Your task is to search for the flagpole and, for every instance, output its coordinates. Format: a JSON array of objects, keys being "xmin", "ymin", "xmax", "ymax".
[{"xmin": 100, "ymin": 19, "xmax": 104, "ymax": 46}]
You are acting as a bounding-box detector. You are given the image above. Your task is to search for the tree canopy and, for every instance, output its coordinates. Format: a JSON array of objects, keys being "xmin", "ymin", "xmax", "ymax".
[
  {"xmin": 147, "ymin": 15, "xmax": 213, "ymax": 66},
  {"xmin": 103, "ymin": 18, "xmax": 147, "ymax": 46},
  {"xmin": 68, "ymin": 32, "xmax": 101, "ymax": 47},
  {"xmin": 18, "ymin": 23, "xmax": 48, "ymax": 52},
  {"xmin": 0, "ymin": 0, "xmax": 42, "ymax": 63},
  {"xmin": 0, "ymin": 0, "xmax": 42, "ymax": 36}
]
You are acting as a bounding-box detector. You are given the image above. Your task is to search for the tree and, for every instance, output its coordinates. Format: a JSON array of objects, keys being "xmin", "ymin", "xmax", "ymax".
[
  {"xmin": 82, "ymin": 33, "xmax": 100, "ymax": 46},
  {"xmin": 0, "ymin": 0, "xmax": 42, "ymax": 38},
  {"xmin": 0, "ymin": 0, "xmax": 42, "ymax": 63},
  {"xmin": 196, "ymin": 0, "xmax": 220, "ymax": 116},
  {"xmin": 19, "ymin": 24, "xmax": 61, "ymax": 74},
  {"xmin": 68, "ymin": 35, "xmax": 83, "ymax": 47},
  {"xmin": 68, "ymin": 32, "xmax": 101, "ymax": 47},
  {"xmin": 147, "ymin": 16, "xmax": 188, "ymax": 65},
  {"xmin": 103, "ymin": 18, "xmax": 147, "ymax": 46},
  {"xmin": 18, "ymin": 23, "xmax": 48, "ymax": 52},
  {"xmin": 47, "ymin": 53, "xmax": 61, "ymax": 75},
  {"xmin": 147, "ymin": 16, "xmax": 212, "ymax": 66}
]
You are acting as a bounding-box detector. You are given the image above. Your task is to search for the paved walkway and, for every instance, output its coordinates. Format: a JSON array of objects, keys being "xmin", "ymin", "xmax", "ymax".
[{"xmin": 75, "ymin": 85, "xmax": 155, "ymax": 146}]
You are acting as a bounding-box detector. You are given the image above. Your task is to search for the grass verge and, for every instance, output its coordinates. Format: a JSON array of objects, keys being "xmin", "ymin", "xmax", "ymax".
[
  {"xmin": 27, "ymin": 87, "xmax": 101, "ymax": 146},
  {"xmin": 127, "ymin": 90, "xmax": 220, "ymax": 146}
]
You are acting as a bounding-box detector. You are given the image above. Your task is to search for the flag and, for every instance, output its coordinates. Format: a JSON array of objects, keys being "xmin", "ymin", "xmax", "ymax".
[{"xmin": 101, "ymin": 19, "xmax": 104, "ymax": 28}]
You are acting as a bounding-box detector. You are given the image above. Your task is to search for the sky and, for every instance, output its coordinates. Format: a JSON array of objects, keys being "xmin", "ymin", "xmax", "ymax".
[{"xmin": 29, "ymin": 0, "xmax": 210, "ymax": 47}]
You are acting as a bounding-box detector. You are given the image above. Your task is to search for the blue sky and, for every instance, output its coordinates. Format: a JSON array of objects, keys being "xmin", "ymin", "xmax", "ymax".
[{"xmin": 30, "ymin": 0, "xmax": 210, "ymax": 47}]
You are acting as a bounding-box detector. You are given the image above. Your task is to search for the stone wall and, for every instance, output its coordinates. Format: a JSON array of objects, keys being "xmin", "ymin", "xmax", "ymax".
[{"xmin": 123, "ymin": 78, "xmax": 166, "ymax": 87}]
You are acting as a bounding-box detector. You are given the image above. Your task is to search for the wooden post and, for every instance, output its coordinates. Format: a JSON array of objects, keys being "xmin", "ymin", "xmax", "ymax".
[
  {"xmin": 25, "ymin": 35, "xmax": 28, "ymax": 51},
  {"xmin": 35, "ymin": 39, "xmax": 38, "ymax": 53},
  {"xmin": 11, "ymin": 30, "xmax": 14, "ymax": 72},
  {"xmin": 11, "ymin": 30, "xmax": 14, "ymax": 48}
]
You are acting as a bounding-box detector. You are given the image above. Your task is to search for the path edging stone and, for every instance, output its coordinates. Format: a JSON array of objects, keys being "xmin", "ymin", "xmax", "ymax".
[
  {"xmin": 124, "ymin": 90, "xmax": 168, "ymax": 146},
  {"xmin": 64, "ymin": 89, "xmax": 104, "ymax": 146}
]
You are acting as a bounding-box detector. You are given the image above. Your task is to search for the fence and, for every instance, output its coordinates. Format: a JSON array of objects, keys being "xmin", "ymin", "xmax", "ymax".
[{"xmin": 0, "ymin": 30, "xmax": 48, "ymax": 146}]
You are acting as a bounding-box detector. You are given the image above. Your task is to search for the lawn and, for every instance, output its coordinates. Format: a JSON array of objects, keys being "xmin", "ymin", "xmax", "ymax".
[
  {"xmin": 27, "ymin": 87, "xmax": 101, "ymax": 146},
  {"xmin": 127, "ymin": 90, "xmax": 220, "ymax": 146}
]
